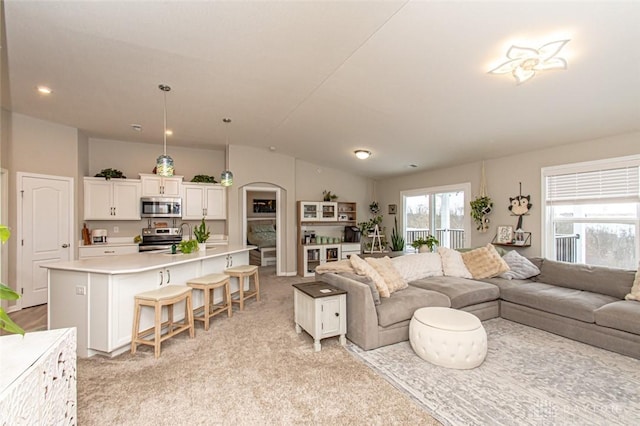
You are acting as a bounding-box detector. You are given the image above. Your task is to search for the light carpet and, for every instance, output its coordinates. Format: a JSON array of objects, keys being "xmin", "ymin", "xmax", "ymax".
[
  {"xmin": 76, "ymin": 267, "xmax": 439, "ymax": 425},
  {"xmin": 347, "ymin": 318, "xmax": 640, "ymax": 425}
]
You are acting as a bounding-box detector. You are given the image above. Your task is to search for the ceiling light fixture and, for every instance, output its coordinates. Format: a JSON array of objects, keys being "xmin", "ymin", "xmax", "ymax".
[
  {"xmin": 220, "ymin": 118, "xmax": 233, "ymax": 187},
  {"xmin": 354, "ymin": 150, "xmax": 371, "ymax": 160},
  {"xmin": 37, "ymin": 86, "xmax": 52, "ymax": 94},
  {"xmin": 488, "ymin": 39, "xmax": 570, "ymax": 84},
  {"xmin": 155, "ymin": 84, "xmax": 174, "ymax": 176}
]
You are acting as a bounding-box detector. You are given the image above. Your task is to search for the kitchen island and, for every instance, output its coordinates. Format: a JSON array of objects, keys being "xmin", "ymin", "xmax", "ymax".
[{"xmin": 43, "ymin": 245, "xmax": 255, "ymax": 357}]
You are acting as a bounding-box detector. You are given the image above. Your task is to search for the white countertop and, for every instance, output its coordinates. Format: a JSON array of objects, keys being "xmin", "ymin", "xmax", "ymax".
[{"xmin": 42, "ymin": 244, "xmax": 256, "ymax": 275}]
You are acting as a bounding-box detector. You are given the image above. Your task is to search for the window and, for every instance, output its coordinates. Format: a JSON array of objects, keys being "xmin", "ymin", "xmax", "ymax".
[
  {"xmin": 542, "ymin": 155, "xmax": 640, "ymax": 269},
  {"xmin": 401, "ymin": 183, "xmax": 471, "ymax": 250}
]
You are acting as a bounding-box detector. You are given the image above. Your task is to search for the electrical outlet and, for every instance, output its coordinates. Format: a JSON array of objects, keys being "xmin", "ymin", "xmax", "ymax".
[
  {"xmin": 75, "ymin": 286, "xmax": 86, "ymax": 296},
  {"xmin": 113, "ymin": 226, "xmax": 119, "ymax": 233}
]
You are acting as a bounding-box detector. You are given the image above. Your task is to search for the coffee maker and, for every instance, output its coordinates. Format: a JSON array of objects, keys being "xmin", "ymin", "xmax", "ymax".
[{"xmin": 344, "ymin": 226, "xmax": 361, "ymax": 243}]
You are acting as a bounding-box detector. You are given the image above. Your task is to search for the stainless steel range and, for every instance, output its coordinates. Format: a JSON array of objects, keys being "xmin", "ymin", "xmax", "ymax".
[{"xmin": 139, "ymin": 227, "xmax": 183, "ymax": 252}]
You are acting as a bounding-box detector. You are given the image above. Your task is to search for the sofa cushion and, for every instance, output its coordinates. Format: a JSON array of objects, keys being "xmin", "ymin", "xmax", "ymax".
[
  {"xmin": 624, "ymin": 268, "xmax": 640, "ymax": 301},
  {"xmin": 391, "ymin": 253, "xmax": 443, "ymax": 281},
  {"xmin": 500, "ymin": 282, "xmax": 619, "ymax": 323},
  {"xmin": 410, "ymin": 276, "xmax": 500, "ymax": 309},
  {"xmin": 375, "ymin": 286, "xmax": 450, "ymax": 327},
  {"xmin": 366, "ymin": 256, "xmax": 408, "ymax": 294},
  {"xmin": 499, "ymin": 250, "xmax": 541, "ymax": 280},
  {"xmin": 350, "ymin": 254, "xmax": 390, "ymax": 298},
  {"xmin": 438, "ymin": 247, "xmax": 472, "ymax": 278},
  {"xmin": 336, "ymin": 272, "xmax": 380, "ymax": 305},
  {"xmin": 594, "ymin": 301, "xmax": 640, "ymax": 334},
  {"xmin": 460, "ymin": 244, "xmax": 510, "ymax": 279},
  {"xmin": 534, "ymin": 259, "xmax": 635, "ymax": 300}
]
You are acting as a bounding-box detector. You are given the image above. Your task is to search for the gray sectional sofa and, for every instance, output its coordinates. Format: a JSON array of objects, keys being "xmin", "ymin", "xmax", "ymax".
[{"xmin": 316, "ymin": 257, "xmax": 640, "ymax": 359}]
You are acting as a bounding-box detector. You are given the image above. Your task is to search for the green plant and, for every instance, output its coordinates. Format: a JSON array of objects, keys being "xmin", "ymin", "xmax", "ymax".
[
  {"xmin": 178, "ymin": 239, "xmax": 199, "ymax": 254},
  {"xmin": 389, "ymin": 216, "xmax": 405, "ymax": 252},
  {"xmin": 410, "ymin": 235, "xmax": 439, "ymax": 252},
  {"xmin": 358, "ymin": 215, "xmax": 383, "ymax": 234},
  {"xmin": 322, "ymin": 190, "xmax": 338, "ymax": 201},
  {"xmin": 191, "ymin": 174, "xmax": 217, "ymax": 183},
  {"xmin": 0, "ymin": 225, "xmax": 24, "ymax": 335},
  {"xmin": 94, "ymin": 168, "xmax": 126, "ymax": 180},
  {"xmin": 193, "ymin": 218, "xmax": 210, "ymax": 243},
  {"xmin": 470, "ymin": 196, "xmax": 493, "ymax": 231}
]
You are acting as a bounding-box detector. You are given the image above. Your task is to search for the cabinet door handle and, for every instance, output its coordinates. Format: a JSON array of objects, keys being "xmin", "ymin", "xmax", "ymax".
[
  {"xmin": 335, "ymin": 313, "xmax": 340, "ymax": 317},
  {"xmin": 104, "ymin": 250, "xmax": 115, "ymax": 254},
  {"xmin": 166, "ymin": 269, "xmax": 171, "ymax": 283},
  {"xmin": 61, "ymin": 243, "xmax": 69, "ymax": 248},
  {"xmin": 159, "ymin": 270, "xmax": 164, "ymax": 286}
]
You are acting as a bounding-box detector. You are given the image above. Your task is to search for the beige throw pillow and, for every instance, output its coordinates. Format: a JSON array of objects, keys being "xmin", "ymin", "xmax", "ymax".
[
  {"xmin": 366, "ymin": 256, "xmax": 408, "ymax": 294},
  {"xmin": 625, "ymin": 267, "xmax": 640, "ymax": 301},
  {"xmin": 350, "ymin": 254, "xmax": 390, "ymax": 298},
  {"xmin": 461, "ymin": 243, "xmax": 510, "ymax": 279},
  {"xmin": 438, "ymin": 247, "xmax": 472, "ymax": 278}
]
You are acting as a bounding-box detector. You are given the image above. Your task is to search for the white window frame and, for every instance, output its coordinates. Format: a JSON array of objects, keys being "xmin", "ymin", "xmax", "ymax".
[
  {"xmin": 541, "ymin": 154, "xmax": 640, "ymax": 265},
  {"xmin": 401, "ymin": 182, "xmax": 471, "ymax": 249}
]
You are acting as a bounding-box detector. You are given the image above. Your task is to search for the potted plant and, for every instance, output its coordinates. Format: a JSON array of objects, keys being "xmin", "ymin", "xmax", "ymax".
[
  {"xmin": 0, "ymin": 225, "xmax": 24, "ymax": 335},
  {"xmin": 470, "ymin": 196, "xmax": 493, "ymax": 232},
  {"xmin": 389, "ymin": 216, "xmax": 405, "ymax": 253},
  {"xmin": 194, "ymin": 218, "xmax": 210, "ymax": 251},
  {"xmin": 410, "ymin": 235, "xmax": 439, "ymax": 253},
  {"xmin": 322, "ymin": 190, "xmax": 338, "ymax": 202}
]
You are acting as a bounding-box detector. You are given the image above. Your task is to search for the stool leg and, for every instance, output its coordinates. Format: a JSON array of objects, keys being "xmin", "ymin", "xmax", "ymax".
[
  {"xmin": 225, "ymin": 281, "xmax": 232, "ymax": 317},
  {"xmin": 131, "ymin": 300, "xmax": 141, "ymax": 355},
  {"xmin": 154, "ymin": 301, "xmax": 162, "ymax": 359},
  {"xmin": 167, "ymin": 303, "xmax": 174, "ymax": 333},
  {"xmin": 188, "ymin": 293, "xmax": 195, "ymax": 338},
  {"xmin": 254, "ymin": 271, "xmax": 260, "ymax": 302},
  {"xmin": 239, "ymin": 274, "xmax": 245, "ymax": 311},
  {"xmin": 203, "ymin": 285, "xmax": 211, "ymax": 331}
]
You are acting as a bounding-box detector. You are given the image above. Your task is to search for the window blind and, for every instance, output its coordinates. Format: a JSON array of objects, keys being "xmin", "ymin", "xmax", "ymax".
[{"xmin": 546, "ymin": 165, "xmax": 640, "ymax": 203}]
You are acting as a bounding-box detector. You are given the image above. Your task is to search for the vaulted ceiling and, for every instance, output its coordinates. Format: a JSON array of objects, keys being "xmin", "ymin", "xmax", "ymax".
[{"xmin": 3, "ymin": 1, "xmax": 639, "ymax": 178}]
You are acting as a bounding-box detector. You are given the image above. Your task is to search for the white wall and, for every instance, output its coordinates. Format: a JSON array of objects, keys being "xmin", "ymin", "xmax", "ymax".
[{"xmin": 377, "ymin": 131, "xmax": 640, "ymax": 257}]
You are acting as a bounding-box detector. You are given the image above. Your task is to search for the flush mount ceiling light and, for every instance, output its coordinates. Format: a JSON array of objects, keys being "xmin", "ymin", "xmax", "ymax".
[
  {"xmin": 155, "ymin": 84, "xmax": 174, "ymax": 177},
  {"xmin": 488, "ymin": 39, "xmax": 570, "ymax": 84},
  {"xmin": 220, "ymin": 118, "xmax": 233, "ymax": 187},
  {"xmin": 354, "ymin": 150, "xmax": 371, "ymax": 160},
  {"xmin": 37, "ymin": 86, "xmax": 52, "ymax": 94}
]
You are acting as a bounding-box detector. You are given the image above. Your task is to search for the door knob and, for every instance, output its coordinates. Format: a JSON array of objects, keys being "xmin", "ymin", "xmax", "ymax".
[{"xmin": 61, "ymin": 243, "xmax": 69, "ymax": 248}]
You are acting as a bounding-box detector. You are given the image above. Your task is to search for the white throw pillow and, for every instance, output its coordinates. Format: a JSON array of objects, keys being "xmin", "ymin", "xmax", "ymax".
[
  {"xmin": 499, "ymin": 250, "xmax": 541, "ymax": 280},
  {"xmin": 366, "ymin": 256, "xmax": 407, "ymax": 294},
  {"xmin": 391, "ymin": 253, "xmax": 443, "ymax": 282},
  {"xmin": 350, "ymin": 254, "xmax": 390, "ymax": 298},
  {"xmin": 438, "ymin": 247, "xmax": 472, "ymax": 278},
  {"xmin": 625, "ymin": 266, "xmax": 640, "ymax": 301}
]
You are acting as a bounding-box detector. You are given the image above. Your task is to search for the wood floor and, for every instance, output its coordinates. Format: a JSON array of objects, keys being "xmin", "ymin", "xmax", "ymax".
[{"xmin": 1, "ymin": 304, "xmax": 48, "ymax": 335}]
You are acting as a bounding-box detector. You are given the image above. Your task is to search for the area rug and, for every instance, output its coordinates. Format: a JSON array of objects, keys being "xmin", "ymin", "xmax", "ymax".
[{"xmin": 347, "ymin": 319, "xmax": 640, "ymax": 425}]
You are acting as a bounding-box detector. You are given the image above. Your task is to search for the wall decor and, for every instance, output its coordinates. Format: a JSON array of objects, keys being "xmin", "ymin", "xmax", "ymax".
[
  {"xmin": 388, "ymin": 204, "xmax": 397, "ymax": 215},
  {"xmin": 496, "ymin": 225, "xmax": 514, "ymax": 244},
  {"xmin": 509, "ymin": 182, "xmax": 532, "ymax": 230},
  {"xmin": 470, "ymin": 161, "xmax": 492, "ymax": 232}
]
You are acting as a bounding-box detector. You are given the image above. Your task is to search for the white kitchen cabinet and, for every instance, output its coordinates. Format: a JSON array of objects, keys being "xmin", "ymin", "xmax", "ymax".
[
  {"xmin": 300, "ymin": 244, "xmax": 341, "ymax": 277},
  {"xmin": 298, "ymin": 201, "xmax": 337, "ymax": 222},
  {"xmin": 293, "ymin": 282, "xmax": 347, "ymax": 351},
  {"xmin": 340, "ymin": 243, "xmax": 361, "ymax": 259},
  {"xmin": 78, "ymin": 244, "xmax": 139, "ymax": 259},
  {"xmin": 139, "ymin": 173, "xmax": 183, "ymax": 197},
  {"xmin": 182, "ymin": 184, "xmax": 226, "ymax": 220},
  {"xmin": 83, "ymin": 177, "xmax": 141, "ymax": 220}
]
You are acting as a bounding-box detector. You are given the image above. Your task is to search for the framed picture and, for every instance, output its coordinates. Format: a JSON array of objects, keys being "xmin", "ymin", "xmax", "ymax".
[
  {"xmin": 496, "ymin": 225, "xmax": 514, "ymax": 244},
  {"xmin": 388, "ymin": 204, "xmax": 397, "ymax": 215}
]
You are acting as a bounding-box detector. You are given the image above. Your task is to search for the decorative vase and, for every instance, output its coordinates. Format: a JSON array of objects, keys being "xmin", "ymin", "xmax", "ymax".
[
  {"xmin": 418, "ymin": 246, "xmax": 430, "ymax": 253},
  {"xmin": 198, "ymin": 243, "xmax": 206, "ymax": 252}
]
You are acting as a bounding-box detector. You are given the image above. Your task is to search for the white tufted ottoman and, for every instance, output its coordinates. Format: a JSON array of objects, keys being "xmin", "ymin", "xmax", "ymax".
[{"xmin": 409, "ymin": 307, "xmax": 487, "ymax": 369}]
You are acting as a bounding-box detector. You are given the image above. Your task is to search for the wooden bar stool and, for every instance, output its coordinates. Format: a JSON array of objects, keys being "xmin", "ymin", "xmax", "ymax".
[
  {"xmin": 187, "ymin": 273, "xmax": 232, "ymax": 331},
  {"xmin": 131, "ymin": 285, "xmax": 195, "ymax": 358},
  {"xmin": 224, "ymin": 264, "xmax": 260, "ymax": 311}
]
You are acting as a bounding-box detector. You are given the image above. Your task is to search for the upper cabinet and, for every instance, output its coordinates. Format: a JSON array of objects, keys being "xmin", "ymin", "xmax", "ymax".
[
  {"xmin": 84, "ymin": 178, "xmax": 141, "ymax": 220},
  {"xmin": 182, "ymin": 183, "xmax": 227, "ymax": 220},
  {"xmin": 299, "ymin": 201, "xmax": 338, "ymax": 222},
  {"xmin": 139, "ymin": 173, "xmax": 183, "ymax": 197}
]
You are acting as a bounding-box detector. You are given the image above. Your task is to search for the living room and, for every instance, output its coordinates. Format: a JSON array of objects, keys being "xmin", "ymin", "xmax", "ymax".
[{"xmin": 1, "ymin": 1, "xmax": 639, "ymax": 424}]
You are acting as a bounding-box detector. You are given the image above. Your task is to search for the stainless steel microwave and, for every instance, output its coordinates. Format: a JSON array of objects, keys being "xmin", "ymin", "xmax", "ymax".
[{"xmin": 140, "ymin": 197, "xmax": 182, "ymax": 218}]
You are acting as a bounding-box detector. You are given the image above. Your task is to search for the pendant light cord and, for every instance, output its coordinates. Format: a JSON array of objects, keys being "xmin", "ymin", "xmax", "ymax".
[{"xmin": 159, "ymin": 84, "xmax": 171, "ymax": 156}]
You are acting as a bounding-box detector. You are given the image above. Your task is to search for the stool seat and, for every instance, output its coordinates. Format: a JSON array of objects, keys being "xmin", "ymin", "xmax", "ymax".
[
  {"xmin": 187, "ymin": 273, "xmax": 232, "ymax": 331},
  {"xmin": 225, "ymin": 264, "xmax": 260, "ymax": 311},
  {"xmin": 131, "ymin": 285, "xmax": 194, "ymax": 358},
  {"xmin": 136, "ymin": 285, "xmax": 192, "ymax": 301}
]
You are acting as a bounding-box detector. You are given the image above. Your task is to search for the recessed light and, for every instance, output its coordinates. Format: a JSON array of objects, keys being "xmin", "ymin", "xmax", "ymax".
[
  {"xmin": 131, "ymin": 124, "xmax": 143, "ymax": 132},
  {"xmin": 165, "ymin": 129, "xmax": 173, "ymax": 136},
  {"xmin": 269, "ymin": 146, "xmax": 276, "ymax": 152},
  {"xmin": 354, "ymin": 150, "xmax": 371, "ymax": 160},
  {"xmin": 408, "ymin": 164, "xmax": 418, "ymax": 168},
  {"xmin": 37, "ymin": 86, "xmax": 52, "ymax": 94}
]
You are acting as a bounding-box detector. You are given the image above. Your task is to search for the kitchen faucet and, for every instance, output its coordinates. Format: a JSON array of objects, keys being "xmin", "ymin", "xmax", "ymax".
[{"xmin": 179, "ymin": 223, "xmax": 192, "ymax": 241}]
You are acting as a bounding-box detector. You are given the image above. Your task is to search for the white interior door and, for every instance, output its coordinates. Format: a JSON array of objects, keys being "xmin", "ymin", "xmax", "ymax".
[{"xmin": 18, "ymin": 173, "xmax": 73, "ymax": 308}]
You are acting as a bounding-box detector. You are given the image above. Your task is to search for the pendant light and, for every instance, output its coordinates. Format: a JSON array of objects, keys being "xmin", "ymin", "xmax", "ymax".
[
  {"xmin": 220, "ymin": 118, "xmax": 233, "ymax": 186},
  {"xmin": 156, "ymin": 84, "xmax": 174, "ymax": 176}
]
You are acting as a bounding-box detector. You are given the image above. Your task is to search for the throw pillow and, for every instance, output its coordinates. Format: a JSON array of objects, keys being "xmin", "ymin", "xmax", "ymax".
[
  {"xmin": 499, "ymin": 250, "xmax": 541, "ymax": 280},
  {"xmin": 350, "ymin": 254, "xmax": 390, "ymax": 298},
  {"xmin": 625, "ymin": 267, "xmax": 640, "ymax": 302},
  {"xmin": 438, "ymin": 247, "xmax": 472, "ymax": 278},
  {"xmin": 391, "ymin": 253, "xmax": 444, "ymax": 282},
  {"xmin": 461, "ymin": 244, "xmax": 510, "ymax": 279},
  {"xmin": 366, "ymin": 256, "xmax": 408, "ymax": 294}
]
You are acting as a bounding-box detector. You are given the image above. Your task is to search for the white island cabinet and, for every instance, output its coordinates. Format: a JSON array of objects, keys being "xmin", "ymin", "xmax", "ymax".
[{"xmin": 43, "ymin": 245, "xmax": 253, "ymax": 358}]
